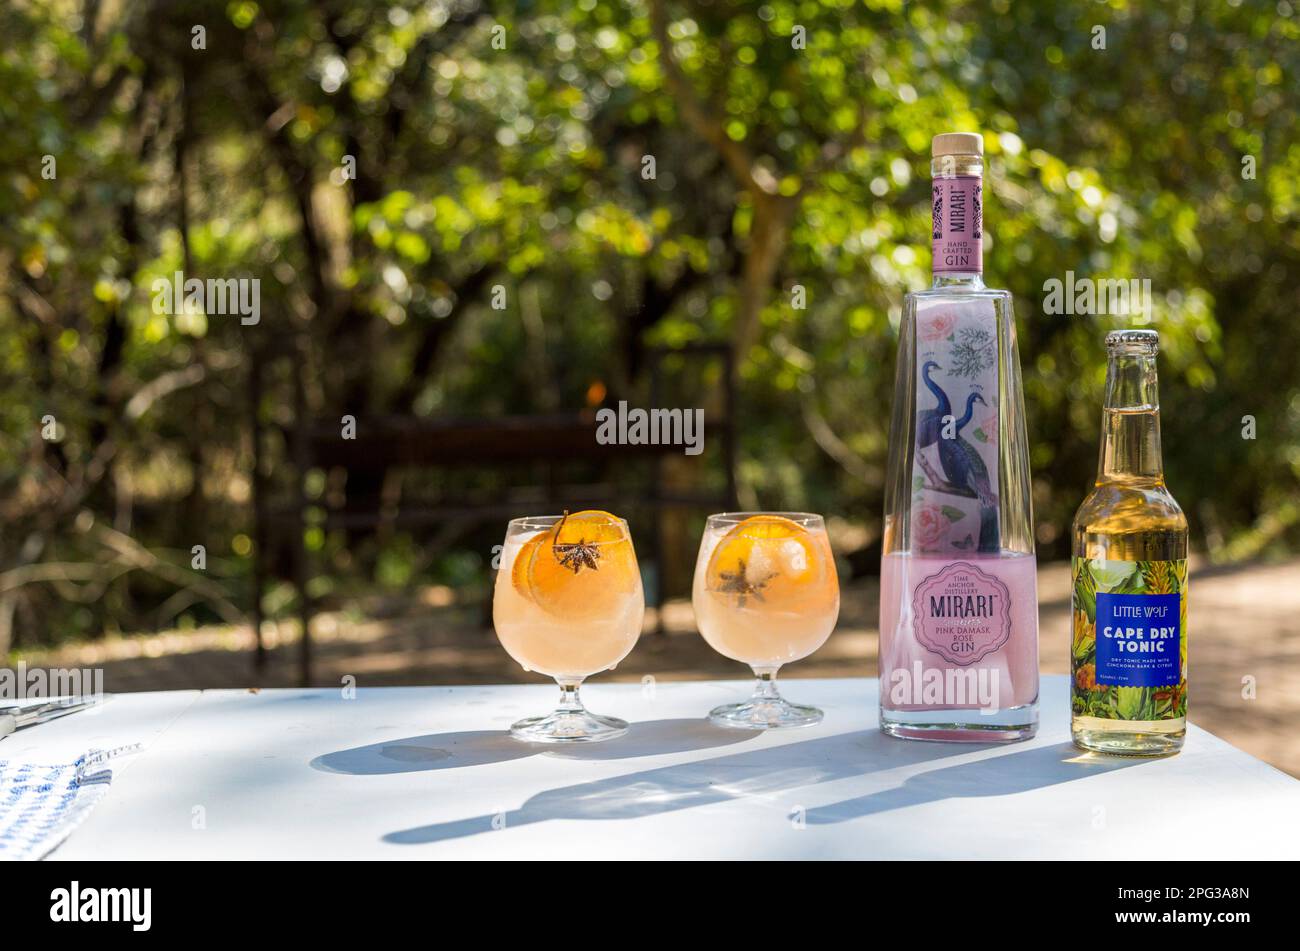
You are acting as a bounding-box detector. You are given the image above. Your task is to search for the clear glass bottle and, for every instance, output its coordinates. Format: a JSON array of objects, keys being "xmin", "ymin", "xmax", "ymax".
[
  {"xmin": 1071, "ymin": 330, "xmax": 1188, "ymax": 755},
  {"xmin": 879, "ymin": 132, "xmax": 1039, "ymax": 742}
]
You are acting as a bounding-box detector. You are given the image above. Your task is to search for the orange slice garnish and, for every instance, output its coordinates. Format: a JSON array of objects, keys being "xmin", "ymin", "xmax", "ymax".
[
  {"xmin": 512, "ymin": 511, "xmax": 638, "ymax": 618},
  {"xmin": 705, "ymin": 515, "xmax": 825, "ymax": 609}
]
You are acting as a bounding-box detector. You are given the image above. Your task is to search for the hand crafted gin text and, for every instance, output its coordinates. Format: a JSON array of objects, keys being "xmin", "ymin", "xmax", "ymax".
[
  {"xmin": 1071, "ymin": 330, "xmax": 1188, "ymax": 756},
  {"xmin": 879, "ymin": 132, "xmax": 1040, "ymax": 742}
]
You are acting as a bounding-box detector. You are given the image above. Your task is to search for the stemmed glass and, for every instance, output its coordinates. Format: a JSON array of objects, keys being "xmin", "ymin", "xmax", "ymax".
[
  {"xmin": 692, "ymin": 512, "xmax": 840, "ymax": 729},
  {"xmin": 492, "ymin": 511, "xmax": 644, "ymax": 742}
]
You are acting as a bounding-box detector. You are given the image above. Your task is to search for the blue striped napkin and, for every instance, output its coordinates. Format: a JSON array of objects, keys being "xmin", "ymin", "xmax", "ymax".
[{"xmin": 0, "ymin": 745, "xmax": 135, "ymax": 861}]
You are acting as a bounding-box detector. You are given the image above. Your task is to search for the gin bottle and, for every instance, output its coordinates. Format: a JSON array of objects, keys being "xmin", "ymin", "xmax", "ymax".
[
  {"xmin": 1071, "ymin": 330, "xmax": 1188, "ymax": 755},
  {"xmin": 879, "ymin": 132, "xmax": 1040, "ymax": 742}
]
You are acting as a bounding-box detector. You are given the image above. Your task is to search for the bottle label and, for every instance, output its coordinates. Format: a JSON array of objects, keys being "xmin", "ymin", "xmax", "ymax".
[
  {"xmin": 879, "ymin": 551, "xmax": 1039, "ymax": 713},
  {"xmin": 911, "ymin": 299, "xmax": 1000, "ymax": 554},
  {"xmin": 1071, "ymin": 558, "xmax": 1188, "ymax": 721},
  {"xmin": 911, "ymin": 561, "xmax": 1012, "ymax": 665},
  {"xmin": 932, "ymin": 175, "xmax": 982, "ymax": 274}
]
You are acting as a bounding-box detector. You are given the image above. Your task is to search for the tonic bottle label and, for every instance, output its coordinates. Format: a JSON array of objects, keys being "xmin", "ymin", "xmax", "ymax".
[{"xmin": 1071, "ymin": 558, "xmax": 1188, "ymax": 721}]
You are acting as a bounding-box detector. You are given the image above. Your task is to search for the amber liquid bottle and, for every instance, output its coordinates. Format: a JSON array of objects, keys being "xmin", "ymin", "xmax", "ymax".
[{"xmin": 1071, "ymin": 330, "xmax": 1188, "ymax": 755}]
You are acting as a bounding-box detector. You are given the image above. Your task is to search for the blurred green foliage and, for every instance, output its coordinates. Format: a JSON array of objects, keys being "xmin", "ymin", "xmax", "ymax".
[{"xmin": 1, "ymin": 0, "xmax": 1297, "ymax": 648}]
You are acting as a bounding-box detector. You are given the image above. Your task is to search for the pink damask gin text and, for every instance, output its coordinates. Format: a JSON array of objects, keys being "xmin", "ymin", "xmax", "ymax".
[{"xmin": 878, "ymin": 133, "xmax": 1040, "ymax": 741}]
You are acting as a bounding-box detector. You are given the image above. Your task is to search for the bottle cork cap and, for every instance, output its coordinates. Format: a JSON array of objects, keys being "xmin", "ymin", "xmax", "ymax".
[{"xmin": 931, "ymin": 132, "xmax": 984, "ymax": 157}]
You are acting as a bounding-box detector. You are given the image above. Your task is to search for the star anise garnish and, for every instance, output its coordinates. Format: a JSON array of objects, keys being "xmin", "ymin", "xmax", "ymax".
[
  {"xmin": 714, "ymin": 558, "xmax": 775, "ymax": 607},
  {"xmin": 551, "ymin": 510, "xmax": 602, "ymax": 574}
]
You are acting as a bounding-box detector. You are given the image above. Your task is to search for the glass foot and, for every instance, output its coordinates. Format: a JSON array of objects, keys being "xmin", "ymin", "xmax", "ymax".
[
  {"xmin": 510, "ymin": 709, "xmax": 628, "ymax": 743},
  {"xmin": 709, "ymin": 697, "xmax": 823, "ymax": 730},
  {"xmin": 511, "ymin": 680, "xmax": 628, "ymax": 743}
]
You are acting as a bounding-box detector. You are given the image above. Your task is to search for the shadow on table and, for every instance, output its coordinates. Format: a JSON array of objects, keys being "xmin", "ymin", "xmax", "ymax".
[
  {"xmin": 383, "ymin": 735, "xmax": 1147, "ymax": 846},
  {"xmin": 310, "ymin": 718, "xmax": 754, "ymax": 775},
  {"xmin": 805, "ymin": 741, "xmax": 1140, "ymax": 825},
  {"xmin": 383, "ymin": 729, "xmax": 974, "ymax": 845}
]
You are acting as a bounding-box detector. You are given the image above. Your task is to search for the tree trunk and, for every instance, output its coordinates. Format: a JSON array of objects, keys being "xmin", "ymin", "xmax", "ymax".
[{"xmin": 732, "ymin": 193, "xmax": 799, "ymax": 373}]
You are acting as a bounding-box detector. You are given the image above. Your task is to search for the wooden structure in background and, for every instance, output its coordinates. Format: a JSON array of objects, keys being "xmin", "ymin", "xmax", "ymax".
[{"xmin": 248, "ymin": 342, "xmax": 737, "ymax": 684}]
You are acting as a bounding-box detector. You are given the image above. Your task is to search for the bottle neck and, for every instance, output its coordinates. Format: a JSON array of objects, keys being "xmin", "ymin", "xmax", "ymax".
[
  {"xmin": 1097, "ymin": 351, "xmax": 1165, "ymax": 484},
  {"xmin": 931, "ymin": 272, "xmax": 985, "ymax": 290},
  {"xmin": 930, "ymin": 159, "xmax": 984, "ymax": 282}
]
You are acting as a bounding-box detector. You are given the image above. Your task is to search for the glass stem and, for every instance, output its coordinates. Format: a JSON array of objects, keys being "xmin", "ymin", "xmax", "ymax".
[
  {"xmin": 751, "ymin": 667, "xmax": 781, "ymax": 701},
  {"xmin": 556, "ymin": 679, "xmax": 585, "ymax": 714}
]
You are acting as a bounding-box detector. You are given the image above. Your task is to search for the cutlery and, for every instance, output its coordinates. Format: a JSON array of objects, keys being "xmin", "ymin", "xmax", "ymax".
[{"xmin": 0, "ymin": 696, "xmax": 103, "ymax": 740}]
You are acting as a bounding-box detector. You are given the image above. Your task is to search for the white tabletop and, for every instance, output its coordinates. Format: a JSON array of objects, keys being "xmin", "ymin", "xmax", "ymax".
[{"xmin": 14, "ymin": 676, "xmax": 1298, "ymax": 860}]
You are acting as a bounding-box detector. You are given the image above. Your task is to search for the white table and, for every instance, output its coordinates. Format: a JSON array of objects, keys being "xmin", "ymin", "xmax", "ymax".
[{"xmin": 14, "ymin": 676, "xmax": 1298, "ymax": 860}]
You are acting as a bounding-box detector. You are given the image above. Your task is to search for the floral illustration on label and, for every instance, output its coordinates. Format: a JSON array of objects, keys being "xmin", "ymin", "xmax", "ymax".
[
  {"xmin": 1071, "ymin": 558, "xmax": 1188, "ymax": 722},
  {"xmin": 911, "ymin": 561, "xmax": 1012, "ymax": 666},
  {"xmin": 911, "ymin": 299, "xmax": 1000, "ymax": 554}
]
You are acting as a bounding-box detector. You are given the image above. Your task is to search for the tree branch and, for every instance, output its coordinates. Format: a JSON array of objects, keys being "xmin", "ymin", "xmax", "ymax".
[{"xmin": 649, "ymin": 0, "xmax": 777, "ymax": 196}]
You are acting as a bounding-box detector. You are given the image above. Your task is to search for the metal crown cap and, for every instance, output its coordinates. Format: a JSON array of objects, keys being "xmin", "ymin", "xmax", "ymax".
[{"xmin": 1105, "ymin": 328, "xmax": 1160, "ymax": 353}]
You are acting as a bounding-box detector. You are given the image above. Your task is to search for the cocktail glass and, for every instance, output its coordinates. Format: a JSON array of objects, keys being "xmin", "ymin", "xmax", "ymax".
[
  {"xmin": 692, "ymin": 513, "xmax": 840, "ymax": 729},
  {"xmin": 493, "ymin": 511, "xmax": 644, "ymax": 742}
]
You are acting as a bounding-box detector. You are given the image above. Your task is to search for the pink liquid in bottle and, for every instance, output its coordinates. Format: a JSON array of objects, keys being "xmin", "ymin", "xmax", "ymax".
[
  {"xmin": 878, "ymin": 133, "xmax": 1039, "ymax": 742},
  {"xmin": 880, "ymin": 552, "xmax": 1038, "ymax": 728}
]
